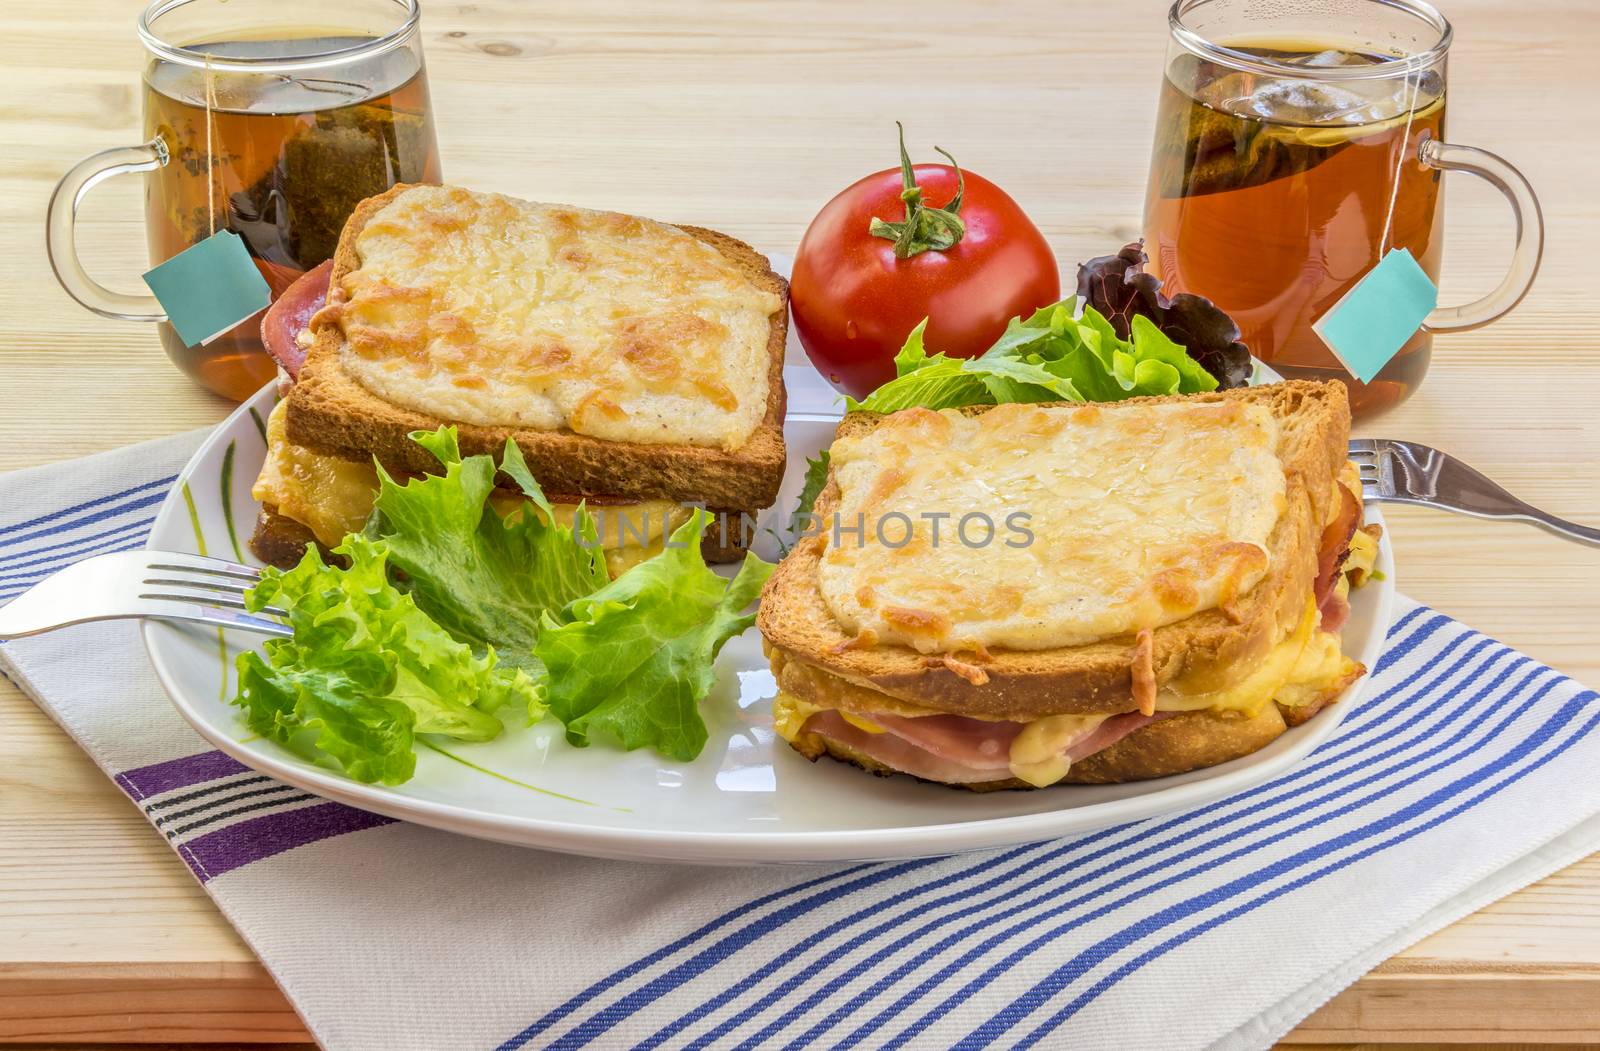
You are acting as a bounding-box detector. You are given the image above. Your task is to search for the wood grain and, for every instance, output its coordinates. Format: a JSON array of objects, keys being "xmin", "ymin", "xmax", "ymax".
[{"xmin": 1, "ymin": 0, "xmax": 1597, "ymax": 1044}]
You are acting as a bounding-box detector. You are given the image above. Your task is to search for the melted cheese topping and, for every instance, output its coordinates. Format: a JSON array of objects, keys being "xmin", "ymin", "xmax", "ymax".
[
  {"xmin": 252, "ymin": 401, "xmax": 691, "ymax": 574},
  {"xmin": 330, "ymin": 185, "xmax": 782, "ymax": 451},
  {"xmin": 817, "ymin": 401, "xmax": 1287, "ymax": 652},
  {"xmin": 1159, "ymin": 598, "xmax": 1318, "ymax": 713}
]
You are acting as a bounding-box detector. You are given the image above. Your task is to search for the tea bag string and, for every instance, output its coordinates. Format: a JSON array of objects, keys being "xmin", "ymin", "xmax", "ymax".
[
  {"xmin": 1377, "ymin": 63, "xmax": 1423, "ymax": 255},
  {"xmin": 203, "ymin": 51, "xmax": 218, "ymax": 238}
]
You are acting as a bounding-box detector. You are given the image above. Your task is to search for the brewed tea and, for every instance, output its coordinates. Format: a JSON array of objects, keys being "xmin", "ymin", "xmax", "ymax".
[
  {"xmin": 142, "ymin": 34, "xmax": 441, "ymax": 399},
  {"xmin": 1142, "ymin": 42, "xmax": 1444, "ymax": 414}
]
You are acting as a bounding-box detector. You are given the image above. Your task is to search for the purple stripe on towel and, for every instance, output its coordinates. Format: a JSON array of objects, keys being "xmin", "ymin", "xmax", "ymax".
[
  {"xmin": 178, "ymin": 800, "xmax": 396, "ymax": 882},
  {"xmin": 115, "ymin": 750, "xmax": 249, "ymax": 801}
]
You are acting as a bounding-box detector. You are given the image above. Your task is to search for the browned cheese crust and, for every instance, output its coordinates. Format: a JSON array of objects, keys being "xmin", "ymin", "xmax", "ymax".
[
  {"xmin": 756, "ymin": 380, "xmax": 1352, "ymax": 722},
  {"xmin": 285, "ymin": 184, "xmax": 789, "ymax": 511}
]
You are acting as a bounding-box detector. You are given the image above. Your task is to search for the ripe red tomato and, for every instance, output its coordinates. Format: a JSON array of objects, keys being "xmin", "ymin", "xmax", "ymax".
[{"xmin": 790, "ymin": 133, "xmax": 1060, "ymax": 398}]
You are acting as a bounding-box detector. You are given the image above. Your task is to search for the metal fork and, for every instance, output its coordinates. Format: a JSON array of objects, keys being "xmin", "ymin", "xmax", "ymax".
[
  {"xmin": 0, "ymin": 550, "xmax": 291, "ymax": 640},
  {"xmin": 1351, "ymin": 438, "xmax": 1600, "ymax": 547}
]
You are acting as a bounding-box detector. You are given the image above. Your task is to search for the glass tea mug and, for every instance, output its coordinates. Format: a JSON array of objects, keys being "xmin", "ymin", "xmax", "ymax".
[
  {"xmin": 1142, "ymin": 0, "xmax": 1541, "ymax": 415},
  {"xmin": 46, "ymin": 0, "xmax": 442, "ymax": 401}
]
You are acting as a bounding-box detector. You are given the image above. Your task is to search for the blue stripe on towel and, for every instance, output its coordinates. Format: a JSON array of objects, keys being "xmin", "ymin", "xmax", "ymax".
[{"xmin": 495, "ymin": 605, "xmax": 1594, "ymax": 1051}]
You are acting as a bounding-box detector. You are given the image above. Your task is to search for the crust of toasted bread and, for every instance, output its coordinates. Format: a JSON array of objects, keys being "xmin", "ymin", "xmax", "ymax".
[
  {"xmin": 757, "ymin": 380, "xmax": 1351, "ymax": 722},
  {"xmin": 792, "ymin": 702, "xmax": 1298, "ymax": 790},
  {"xmin": 285, "ymin": 185, "xmax": 788, "ymax": 511},
  {"xmin": 247, "ymin": 504, "xmax": 756, "ymax": 570}
]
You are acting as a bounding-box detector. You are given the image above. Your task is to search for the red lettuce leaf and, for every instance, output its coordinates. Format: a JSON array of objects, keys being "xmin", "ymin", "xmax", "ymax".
[{"xmin": 1076, "ymin": 242, "xmax": 1252, "ymax": 389}]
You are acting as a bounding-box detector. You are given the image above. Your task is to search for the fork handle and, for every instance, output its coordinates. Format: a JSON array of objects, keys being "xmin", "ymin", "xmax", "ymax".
[
  {"xmin": 1513, "ymin": 507, "xmax": 1600, "ymax": 547},
  {"xmin": 0, "ymin": 608, "xmax": 292, "ymax": 642},
  {"xmin": 1386, "ymin": 495, "xmax": 1600, "ymax": 547}
]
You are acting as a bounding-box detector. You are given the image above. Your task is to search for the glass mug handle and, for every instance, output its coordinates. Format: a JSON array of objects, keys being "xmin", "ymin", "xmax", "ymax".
[
  {"xmin": 45, "ymin": 137, "xmax": 170, "ymax": 322},
  {"xmin": 1419, "ymin": 138, "xmax": 1544, "ymax": 333}
]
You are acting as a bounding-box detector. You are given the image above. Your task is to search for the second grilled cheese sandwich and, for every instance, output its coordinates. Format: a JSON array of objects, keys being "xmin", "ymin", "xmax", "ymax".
[{"xmin": 756, "ymin": 380, "xmax": 1371, "ymax": 790}]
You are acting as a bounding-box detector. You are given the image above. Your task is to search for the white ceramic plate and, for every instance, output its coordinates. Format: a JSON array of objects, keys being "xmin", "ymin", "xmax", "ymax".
[{"xmin": 141, "ymin": 370, "xmax": 1393, "ymax": 865}]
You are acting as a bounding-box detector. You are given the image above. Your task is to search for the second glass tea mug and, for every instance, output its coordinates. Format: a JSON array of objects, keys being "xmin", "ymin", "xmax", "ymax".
[{"xmin": 1143, "ymin": 0, "xmax": 1542, "ymax": 415}]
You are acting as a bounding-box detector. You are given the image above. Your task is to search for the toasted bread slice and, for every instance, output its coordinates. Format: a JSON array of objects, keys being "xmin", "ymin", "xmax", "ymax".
[
  {"xmin": 286, "ymin": 184, "xmax": 788, "ymax": 511},
  {"xmin": 247, "ymin": 503, "xmax": 758, "ymax": 570},
  {"xmin": 757, "ymin": 380, "xmax": 1351, "ymax": 722}
]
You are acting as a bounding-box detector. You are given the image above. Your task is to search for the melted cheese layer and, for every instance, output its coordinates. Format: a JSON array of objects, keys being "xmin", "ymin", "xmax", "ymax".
[
  {"xmin": 254, "ymin": 400, "xmax": 383, "ymax": 548},
  {"xmin": 818, "ymin": 401, "xmax": 1287, "ymax": 652},
  {"xmin": 332, "ymin": 185, "xmax": 782, "ymax": 451},
  {"xmin": 252, "ymin": 401, "xmax": 690, "ymax": 575},
  {"xmin": 771, "ymin": 616, "xmax": 1354, "ymax": 787}
]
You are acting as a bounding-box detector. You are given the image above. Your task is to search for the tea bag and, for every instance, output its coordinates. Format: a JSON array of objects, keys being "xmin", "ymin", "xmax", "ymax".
[
  {"xmin": 230, "ymin": 102, "xmax": 435, "ymax": 269},
  {"xmin": 1160, "ymin": 53, "xmax": 1441, "ymax": 197},
  {"xmin": 1312, "ymin": 66, "xmax": 1439, "ymax": 381},
  {"xmin": 143, "ymin": 230, "xmax": 271, "ymax": 347}
]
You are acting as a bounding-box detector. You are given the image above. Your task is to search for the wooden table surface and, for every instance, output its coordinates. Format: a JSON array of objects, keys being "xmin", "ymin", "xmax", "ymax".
[{"xmin": 3, "ymin": 0, "xmax": 1598, "ymax": 1045}]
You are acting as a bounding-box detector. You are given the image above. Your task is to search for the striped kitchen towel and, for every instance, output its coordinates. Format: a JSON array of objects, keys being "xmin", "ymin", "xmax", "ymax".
[{"xmin": 2, "ymin": 432, "xmax": 1599, "ymax": 1051}]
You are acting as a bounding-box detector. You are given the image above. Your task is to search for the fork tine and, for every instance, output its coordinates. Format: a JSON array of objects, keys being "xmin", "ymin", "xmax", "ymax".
[
  {"xmin": 1347, "ymin": 438, "xmax": 1377, "ymax": 454},
  {"xmin": 140, "ymin": 589, "xmax": 287, "ymax": 618},
  {"xmin": 139, "ymin": 600, "xmax": 293, "ymax": 639},
  {"xmin": 0, "ymin": 551, "xmax": 289, "ymax": 642},
  {"xmin": 141, "ymin": 577, "xmax": 287, "ymax": 618},
  {"xmin": 140, "ymin": 590, "xmax": 286, "ymax": 617},
  {"xmin": 142, "ymin": 575, "xmax": 255, "ymax": 597},
  {"xmin": 143, "ymin": 555, "xmax": 261, "ymax": 583}
]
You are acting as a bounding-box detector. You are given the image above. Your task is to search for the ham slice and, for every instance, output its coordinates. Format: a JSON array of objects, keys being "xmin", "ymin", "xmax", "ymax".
[
  {"xmin": 802, "ymin": 708, "xmax": 1167, "ymax": 785},
  {"xmin": 805, "ymin": 711, "xmax": 1011, "ymax": 784},
  {"xmin": 1318, "ymin": 588, "xmax": 1352, "ymax": 633},
  {"xmin": 259, "ymin": 259, "xmax": 333, "ymax": 381},
  {"xmin": 1313, "ymin": 484, "xmax": 1360, "ymax": 610},
  {"xmin": 1311, "ymin": 484, "xmax": 1361, "ymax": 633}
]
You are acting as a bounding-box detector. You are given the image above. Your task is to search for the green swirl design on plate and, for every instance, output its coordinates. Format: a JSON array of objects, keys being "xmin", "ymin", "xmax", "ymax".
[
  {"xmin": 219, "ymin": 440, "xmax": 245, "ymax": 562},
  {"xmin": 180, "ymin": 480, "xmax": 230, "ymax": 702},
  {"xmin": 419, "ymin": 740, "xmax": 618, "ymax": 811}
]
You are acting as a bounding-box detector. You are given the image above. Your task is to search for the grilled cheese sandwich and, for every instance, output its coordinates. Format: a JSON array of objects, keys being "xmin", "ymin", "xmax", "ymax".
[
  {"xmin": 757, "ymin": 381, "xmax": 1372, "ymax": 790},
  {"xmin": 249, "ymin": 183, "xmax": 789, "ymax": 572}
]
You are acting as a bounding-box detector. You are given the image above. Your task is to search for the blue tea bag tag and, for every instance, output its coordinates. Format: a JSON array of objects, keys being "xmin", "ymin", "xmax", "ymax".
[
  {"xmin": 141, "ymin": 231, "xmax": 271, "ymax": 348},
  {"xmin": 1312, "ymin": 248, "xmax": 1438, "ymax": 384}
]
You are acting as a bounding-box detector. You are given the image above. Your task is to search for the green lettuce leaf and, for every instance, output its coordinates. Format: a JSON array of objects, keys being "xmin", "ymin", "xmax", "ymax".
[
  {"xmin": 534, "ymin": 509, "xmax": 773, "ymax": 761},
  {"xmin": 846, "ymin": 329, "xmax": 1080, "ymax": 413},
  {"xmin": 367, "ymin": 428, "xmax": 610, "ymax": 671},
  {"xmin": 849, "ymin": 296, "xmax": 1217, "ymax": 413},
  {"xmin": 233, "ymin": 536, "xmax": 539, "ymax": 784},
  {"xmin": 791, "ymin": 450, "xmax": 832, "ymax": 524},
  {"xmin": 1129, "ymin": 313, "xmax": 1220, "ymax": 391}
]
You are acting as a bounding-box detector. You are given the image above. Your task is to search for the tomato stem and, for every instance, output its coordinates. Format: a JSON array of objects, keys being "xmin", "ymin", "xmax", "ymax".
[{"xmin": 868, "ymin": 122, "xmax": 966, "ymax": 259}]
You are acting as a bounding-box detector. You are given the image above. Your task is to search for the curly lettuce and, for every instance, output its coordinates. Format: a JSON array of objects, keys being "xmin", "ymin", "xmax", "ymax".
[
  {"xmin": 791, "ymin": 450, "xmax": 832, "ymax": 524},
  {"xmin": 235, "ymin": 535, "xmax": 539, "ymax": 785},
  {"xmin": 233, "ymin": 428, "xmax": 773, "ymax": 782},
  {"xmin": 846, "ymin": 296, "xmax": 1218, "ymax": 413},
  {"xmin": 366, "ymin": 429, "xmax": 609, "ymax": 672},
  {"xmin": 535, "ymin": 510, "xmax": 773, "ymax": 761},
  {"xmin": 1077, "ymin": 241, "xmax": 1252, "ymax": 389}
]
